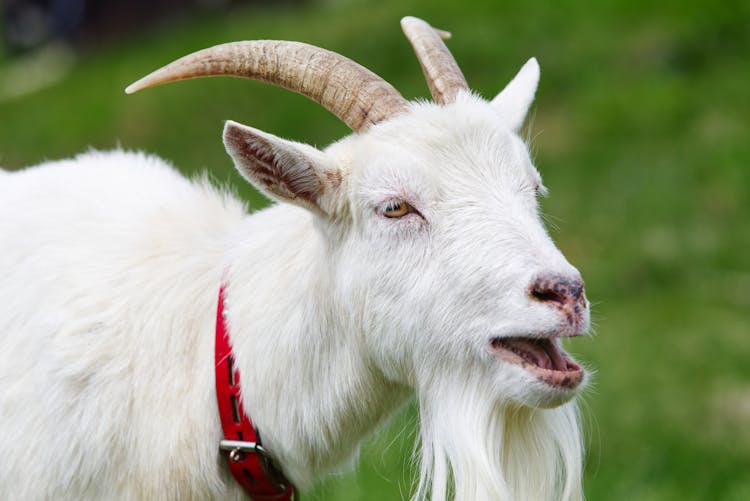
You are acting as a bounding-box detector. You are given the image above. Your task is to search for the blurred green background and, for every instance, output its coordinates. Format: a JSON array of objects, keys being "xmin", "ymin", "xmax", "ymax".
[{"xmin": 1, "ymin": 0, "xmax": 748, "ymax": 499}]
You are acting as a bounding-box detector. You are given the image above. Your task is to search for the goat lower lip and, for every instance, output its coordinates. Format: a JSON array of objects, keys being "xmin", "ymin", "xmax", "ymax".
[{"xmin": 490, "ymin": 337, "xmax": 583, "ymax": 389}]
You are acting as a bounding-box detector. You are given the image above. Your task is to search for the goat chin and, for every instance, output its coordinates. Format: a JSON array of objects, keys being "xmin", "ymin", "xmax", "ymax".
[{"xmin": 414, "ymin": 374, "xmax": 583, "ymax": 501}]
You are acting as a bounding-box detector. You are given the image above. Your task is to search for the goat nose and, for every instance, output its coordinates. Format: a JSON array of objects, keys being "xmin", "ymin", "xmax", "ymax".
[{"xmin": 529, "ymin": 273, "xmax": 586, "ymax": 307}]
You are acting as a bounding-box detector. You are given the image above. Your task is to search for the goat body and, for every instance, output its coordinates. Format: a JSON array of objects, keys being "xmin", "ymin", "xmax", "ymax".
[{"xmin": 0, "ymin": 18, "xmax": 590, "ymax": 501}]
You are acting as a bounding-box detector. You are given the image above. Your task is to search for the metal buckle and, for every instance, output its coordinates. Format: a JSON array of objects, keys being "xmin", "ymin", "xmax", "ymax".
[
  {"xmin": 219, "ymin": 439, "xmax": 290, "ymax": 493},
  {"xmin": 219, "ymin": 439, "xmax": 267, "ymax": 463}
]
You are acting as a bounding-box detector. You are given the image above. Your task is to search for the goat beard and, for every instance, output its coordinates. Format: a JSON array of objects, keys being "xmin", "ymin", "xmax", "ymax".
[{"xmin": 413, "ymin": 372, "xmax": 583, "ymax": 501}]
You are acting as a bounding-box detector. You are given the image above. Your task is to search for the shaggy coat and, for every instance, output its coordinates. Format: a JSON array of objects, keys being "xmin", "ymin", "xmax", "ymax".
[{"xmin": 0, "ymin": 59, "xmax": 589, "ymax": 499}]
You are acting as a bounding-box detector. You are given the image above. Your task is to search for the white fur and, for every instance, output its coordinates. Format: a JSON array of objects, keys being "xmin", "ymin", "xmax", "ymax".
[
  {"xmin": 491, "ymin": 57, "xmax": 540, "ymax": 132},
  {"xmin": 0, "ymin": 64, "xmax": 588, "ymax": 500}
]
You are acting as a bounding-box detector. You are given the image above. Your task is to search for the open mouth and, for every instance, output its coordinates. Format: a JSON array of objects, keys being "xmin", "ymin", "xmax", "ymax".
[{"xmin": 491, "ymin": 337, "xmax": 583, "ymax": 389}]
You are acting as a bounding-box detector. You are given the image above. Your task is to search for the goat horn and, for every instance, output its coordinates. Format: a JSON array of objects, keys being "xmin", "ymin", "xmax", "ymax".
[
  {"xmin": 125, "ymin": 40, "xmax": 409, "ymax": 132},
  {"xmin": 400, "ymin": 16, "xmax": 469, "ymax": 104}
]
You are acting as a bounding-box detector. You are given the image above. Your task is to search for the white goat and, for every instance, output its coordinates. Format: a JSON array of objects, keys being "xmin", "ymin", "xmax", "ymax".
[{"xmin": 0, "ymin": 17, "xmax": 590, "ymax": 501}]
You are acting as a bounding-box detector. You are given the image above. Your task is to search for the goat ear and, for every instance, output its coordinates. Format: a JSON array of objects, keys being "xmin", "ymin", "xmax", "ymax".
[
  {"xmin": 223, "ymin": 120, "xmax": 342, "ymax": 215},
  {"xmin": 490, "ymin": 57, "xmax": 540, "ymax": 132}
]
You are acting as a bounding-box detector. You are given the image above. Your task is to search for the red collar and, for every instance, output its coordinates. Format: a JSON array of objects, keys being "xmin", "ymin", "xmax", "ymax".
[{"xmin": 215, "ymin": 284, "xmax": 295, "ymax": 500}]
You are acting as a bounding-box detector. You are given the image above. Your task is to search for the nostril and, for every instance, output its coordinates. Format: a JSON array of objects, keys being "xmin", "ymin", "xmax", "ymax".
[
  {"xmin": 530, "ymin": 287, "xmax": 565, "ymax": 304},
  {"xmin": 529, "ymin": 273, "xmax": 584, "ymax": 306}
]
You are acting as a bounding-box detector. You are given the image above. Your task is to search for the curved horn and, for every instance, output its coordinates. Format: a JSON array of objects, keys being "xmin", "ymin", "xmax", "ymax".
[
  {"xmin": 400, "ymin": 16, "xmax": 469, "ymax": 104},
  {"xmin": 125, "ymin": 40, "xmax": 409, "ymax": 131}
]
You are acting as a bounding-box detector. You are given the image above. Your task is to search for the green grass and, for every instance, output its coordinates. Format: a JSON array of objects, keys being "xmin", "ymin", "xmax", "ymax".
[{"xmin": 1, "ymin": 0, "xmax": 748, "ymax": 499}]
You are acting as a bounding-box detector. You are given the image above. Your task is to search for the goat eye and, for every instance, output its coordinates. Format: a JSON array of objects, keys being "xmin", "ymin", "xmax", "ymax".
[{"xmin": 382, "ymin": 199, "xmax": 411, "ymax": 218}]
